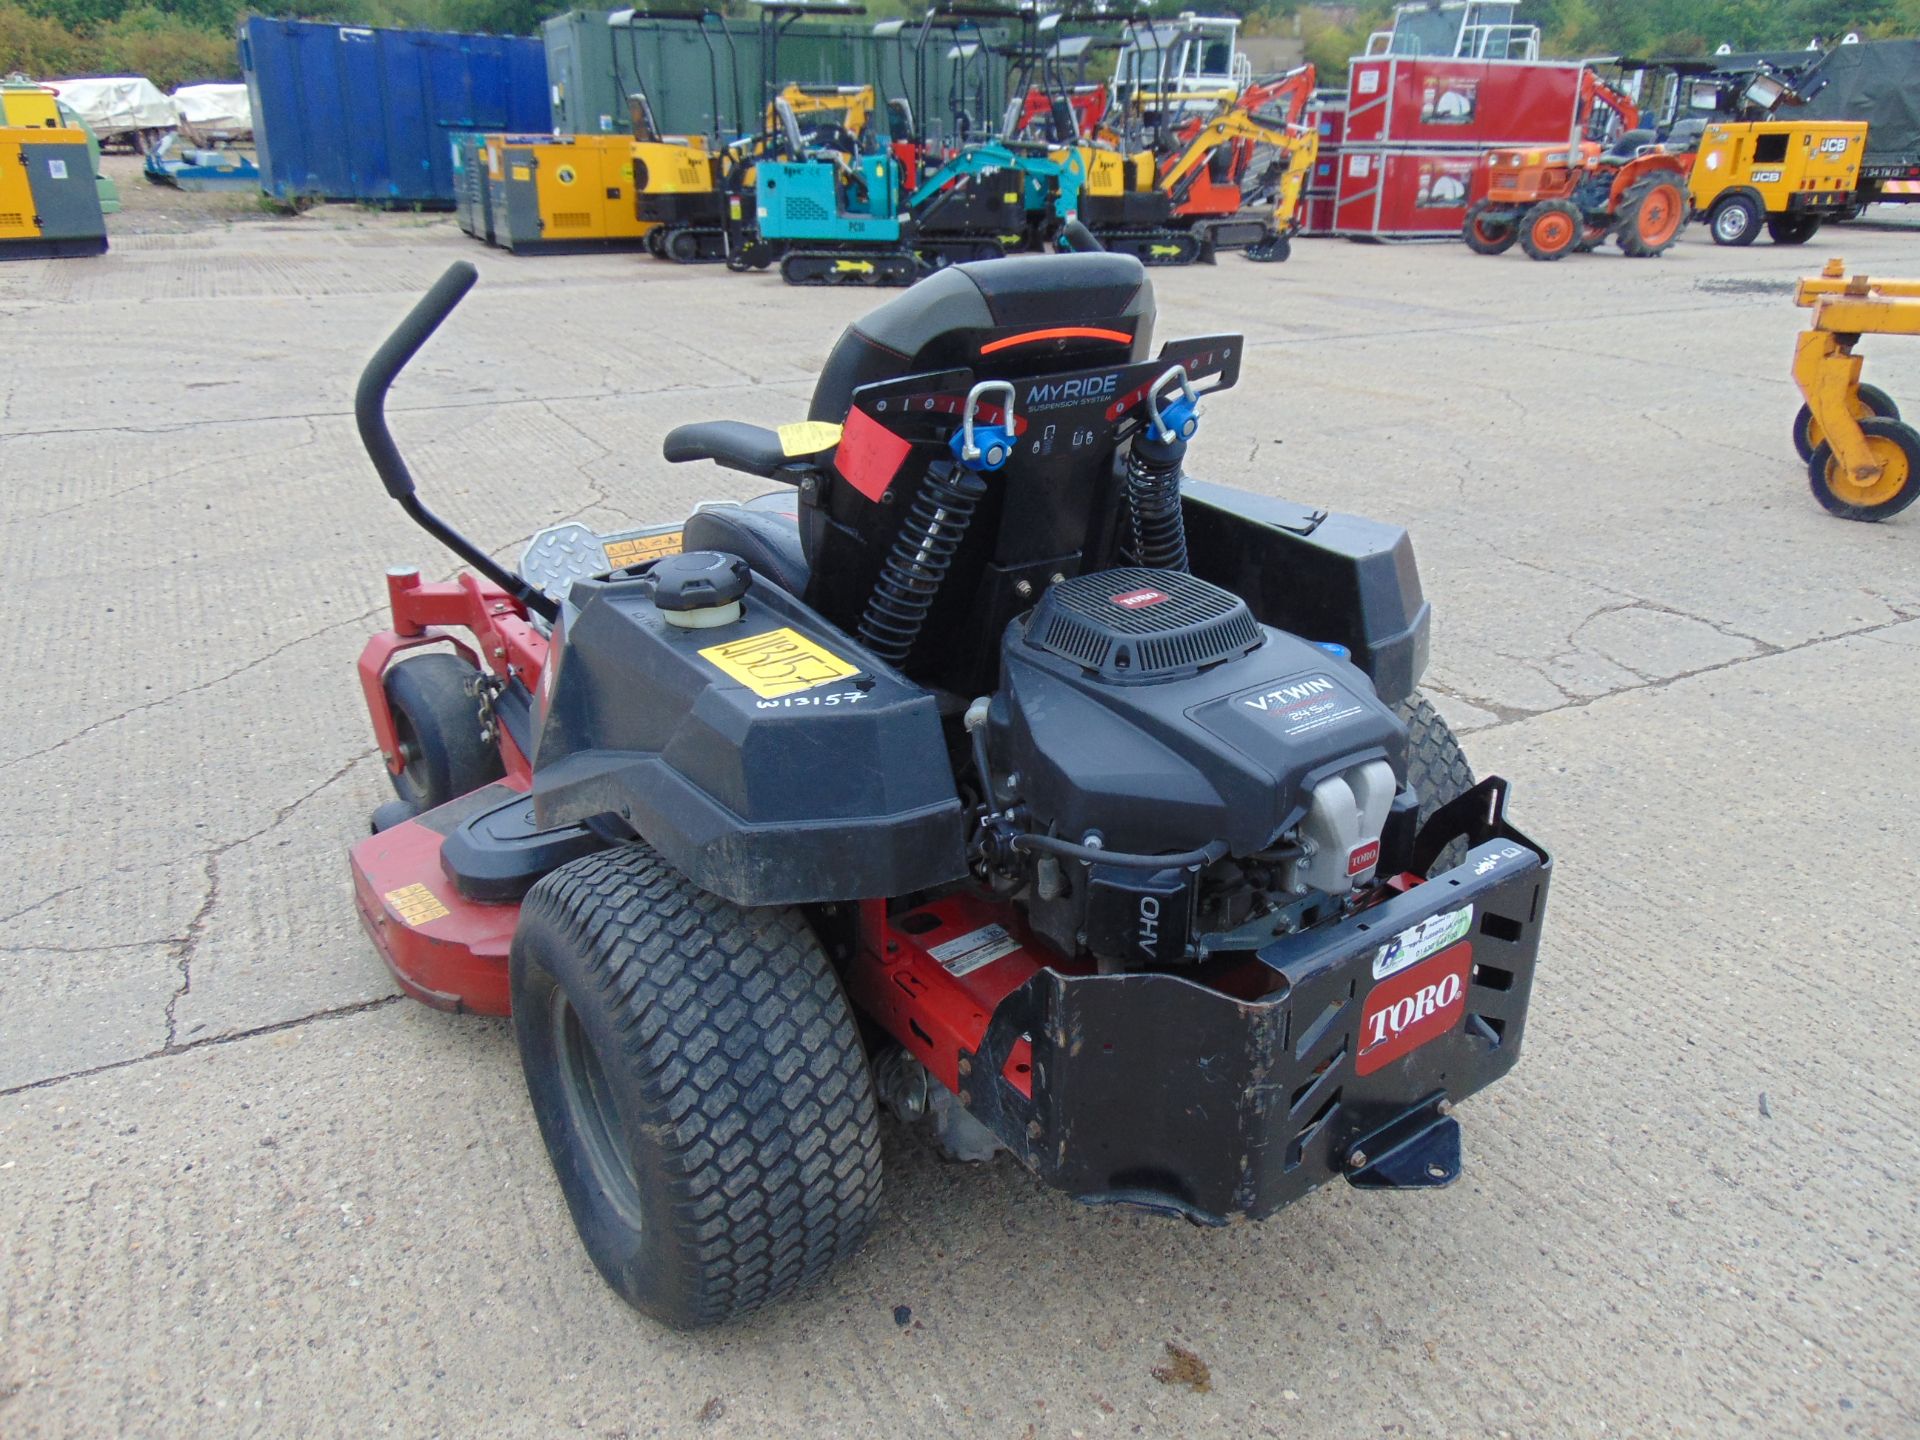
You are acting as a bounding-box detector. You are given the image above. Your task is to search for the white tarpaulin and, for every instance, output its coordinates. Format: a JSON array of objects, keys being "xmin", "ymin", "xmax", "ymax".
[
  {"xmin": 49, "ymin": 76, "xmax": 174, "ymax": 138},
  {"xmin": 171, "ymin": 83, "xmax": 252, "ymax": 142}
]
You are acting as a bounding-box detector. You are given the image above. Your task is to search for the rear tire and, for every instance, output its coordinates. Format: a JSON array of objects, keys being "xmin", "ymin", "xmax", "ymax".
[
  {"xmin": 1399, "ymin": 694, "xmax": 1476, "ymax": 873},
  {"xmin": 510, "ymin": 846, "xmax": 883, "ymax": 1329},
  {"xmin": 1792, "ymin": 381, "xmax": 1899, "ymax": 462},
  {"xmin": 1519, "ymin": 199, "xmax": 1581, "ymax": 261},
  {"xmin": 382, "ymin": 653, "xmax": 503, "ymax": 812},
  {"xmin": 1806, "ymin": 416, "xmax": 1920, "ymax": 522},
  {"xmin": 1767, "ymin": 214, "xmax": 1821, "ymax": 245},
  {"xmin": 1616, "ymin": 174, "xmax": 1687, "ymax": 257},
  {"xmin": 1462, "ymin": 200, "xmax": 1517, "ymax": 255},
  {"xmin": 1708, "ymin": 192, "xmax": 1761, "ymax": 246}
]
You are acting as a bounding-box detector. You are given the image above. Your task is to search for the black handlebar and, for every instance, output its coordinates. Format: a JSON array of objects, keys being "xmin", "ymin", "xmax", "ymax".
[
  {"xmin": 1059, "ymin": 218, "xmax": 1104, "ymax": 252},
  {"xmin": 354, "ymin": 261, "xmax": 558, "ymax": 621},
  {"xmin": 356, "ymin": 260, "xmax": 477, "ymax": 502}
]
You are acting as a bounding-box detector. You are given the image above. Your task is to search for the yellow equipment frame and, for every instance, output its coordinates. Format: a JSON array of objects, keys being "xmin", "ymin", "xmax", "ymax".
[{"xmin": 1792, "ymin": 258, "xmax": 1920, "ymax": 490}]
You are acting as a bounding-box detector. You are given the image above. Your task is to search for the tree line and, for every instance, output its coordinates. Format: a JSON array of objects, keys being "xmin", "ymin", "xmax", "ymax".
[{"xmin": 2, "ymin": 0, "xmax": 1914, "ymax": 97}]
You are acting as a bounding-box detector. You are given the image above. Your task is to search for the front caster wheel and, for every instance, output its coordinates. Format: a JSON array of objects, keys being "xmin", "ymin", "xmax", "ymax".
[
  {"xmin": 1791, "ymin": 382, "xmax": 1899, "ymax": 462},
  {"xmin": 1806, "ymin": 416, "xmax": 1920, "ymax": 522},
  {"xmin": 510, "ymin": 846, "xmax": 883, "ymax": 1329},
  {"xmin": 382, "ymin": 652, "xmax": 503, "ymax": 812}
]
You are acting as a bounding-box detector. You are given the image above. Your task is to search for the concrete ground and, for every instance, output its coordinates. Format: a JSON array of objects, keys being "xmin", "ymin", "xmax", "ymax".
[{"xmin": 2, "ymin": 205, "xmax": 1917, "ymax": 1439}]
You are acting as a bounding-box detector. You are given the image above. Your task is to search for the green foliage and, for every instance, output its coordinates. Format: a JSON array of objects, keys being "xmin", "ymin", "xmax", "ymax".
[{"xmin": 1, "ymin": 0, "xmax": 1914, "ymax": 98}]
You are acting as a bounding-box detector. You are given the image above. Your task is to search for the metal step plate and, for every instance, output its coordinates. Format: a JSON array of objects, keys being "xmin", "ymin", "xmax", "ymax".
[{"xmin": 519, "ymin": 522, "xmax": 683, "ymax": 606}]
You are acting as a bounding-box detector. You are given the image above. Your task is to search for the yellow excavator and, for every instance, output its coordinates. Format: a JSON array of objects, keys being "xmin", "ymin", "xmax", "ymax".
[{"xmin": 1157, "ymin": 105, "xmax": 1318, "ymax": 261}]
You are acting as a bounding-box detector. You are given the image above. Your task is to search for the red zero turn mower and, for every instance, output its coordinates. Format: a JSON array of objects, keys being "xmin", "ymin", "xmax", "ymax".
[{"xmin": 348, "ymin": 235, "xmax": 1552, "ymax": 1329}]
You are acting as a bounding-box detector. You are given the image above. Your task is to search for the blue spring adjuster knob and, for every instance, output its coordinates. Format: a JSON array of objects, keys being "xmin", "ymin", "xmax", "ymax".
[
  {"xmin": 1146, "ymin": 366, "xmax": 1201, "ymax": 444},
  {"xmin": 951, "ymin": 380, "xmax": 1017, "ymax": 472}
]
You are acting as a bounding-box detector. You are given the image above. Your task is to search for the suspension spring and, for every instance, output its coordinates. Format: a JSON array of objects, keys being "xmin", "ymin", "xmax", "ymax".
[
  {"xmin": 1124, "ymin": 436, "xmax": 1190, "ymax": 571},
  {"xmin": 857, "ymin": 462, "xmax": 987, "ymax": 665}
]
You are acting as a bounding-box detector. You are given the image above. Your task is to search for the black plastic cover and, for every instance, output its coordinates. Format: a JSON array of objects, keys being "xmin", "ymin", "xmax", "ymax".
[
  {"xmin": 438, "ymin": 786, "xmax": 606, "ymax": 902},
  {"xmin": 532, "ymin": 574, "xmax": 967, "ymax": 906},
  {"xmin": 1180, "ymin": 479, "xmax": 1430, "ymax": 706}
]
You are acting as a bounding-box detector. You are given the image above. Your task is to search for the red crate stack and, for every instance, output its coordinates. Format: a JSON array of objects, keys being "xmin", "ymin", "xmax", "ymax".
[
  {"xmin": 1302, "ymin": 92, "xmax": 1346, "ymax": 237},
  {"xmin": 1328, "ymin": 57, "xmax": 1588, "ymax": 239}
]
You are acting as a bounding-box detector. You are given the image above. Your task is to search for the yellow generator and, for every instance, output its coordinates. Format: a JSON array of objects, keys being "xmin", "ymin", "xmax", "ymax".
[
  {"xmin": 1689, "ymin": 120, "xmax": 1868, "ymax": 246},
  {"xmin": 1, "ymin": 125, "xmax": 108, "ymax": 259},
  {"xmin": 2, "ymin": 84, "xmax": 63, "ymax": 129},
  {"xmin": 483, "ymin": 134, "xmax": 656, "ymax": 254}
]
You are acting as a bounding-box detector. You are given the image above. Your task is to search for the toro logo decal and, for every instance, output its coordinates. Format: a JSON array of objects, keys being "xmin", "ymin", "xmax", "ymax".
[
  {"xmin": 1356, "ymin": 942, "xmax": 1472, "ymax": 1076},
  {"xmin": 1347, "ymin": 840, "xmax": 1381, "ymax": 877},
  {"xmin": 1111, "ymin": 587, "xmax": 1170, "ymax": 609}
]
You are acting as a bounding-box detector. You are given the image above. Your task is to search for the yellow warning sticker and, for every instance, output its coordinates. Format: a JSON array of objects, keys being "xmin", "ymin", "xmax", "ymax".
[
  {"xmin": 777, "ymin": 421, "xmax": 843, "ymax": 457},
  {"xmin": 699, "ymin": 627, "xmax": 860, "ymax": 699},
  {"xmin": 603, "ymin": 531, "xmax": 682, "ymax": 568},
  {"xmin": 511, "ymin": 165, "xmax": 532, "ymax": 181},
  {"xmin": 386, "ymin": 883, "xmax": 450, "ymax": 925}
]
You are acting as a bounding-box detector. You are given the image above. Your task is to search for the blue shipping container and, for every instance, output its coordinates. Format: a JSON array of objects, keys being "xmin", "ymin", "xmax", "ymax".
[{"xmin": 239, "ymin": 18, "xmax": 550, "ymax": 207}]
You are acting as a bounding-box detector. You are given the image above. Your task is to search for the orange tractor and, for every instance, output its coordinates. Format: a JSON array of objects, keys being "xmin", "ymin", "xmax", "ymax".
[{"xmin": 1461, "ymin": 72, "xmax": 1694, "ymax": 261}]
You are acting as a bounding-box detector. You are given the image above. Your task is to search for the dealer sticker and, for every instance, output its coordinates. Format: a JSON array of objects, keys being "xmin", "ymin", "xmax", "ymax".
[
  {"xmin": 928, "ymin": 924, "xmax": 1022, "ymax": 977},
  {"xmin": 698, "ymin": 627, "xmax": 859, "ymax": 699},
  {"xmin": 1373, "ymin": 903, "xmax": 1473, "ymax": 980}
]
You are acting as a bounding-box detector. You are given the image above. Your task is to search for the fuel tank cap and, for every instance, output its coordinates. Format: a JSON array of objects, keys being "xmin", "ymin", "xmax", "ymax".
[{"xmin": 652, "ymin": 551, "xmax": 751, "ymax": 628}]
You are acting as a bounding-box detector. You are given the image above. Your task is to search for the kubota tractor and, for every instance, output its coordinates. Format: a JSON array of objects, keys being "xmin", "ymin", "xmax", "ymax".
[
  {"xmin": 1461, "ymin": 70, "xmax": 1693, "ymax": 261},
  {"xmin": 1462, "ymin": 139, "xmax": 1693, "ymax": 261}
]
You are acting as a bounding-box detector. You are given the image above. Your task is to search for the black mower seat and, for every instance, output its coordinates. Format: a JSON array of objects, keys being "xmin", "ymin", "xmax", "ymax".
[
  {"xmin": 682, "ymin": 495, "xmax": 809, "ymax": 597},
  {"xmin": 808, "ymin": 251, "xmax": 1154, "ymax": 424}
]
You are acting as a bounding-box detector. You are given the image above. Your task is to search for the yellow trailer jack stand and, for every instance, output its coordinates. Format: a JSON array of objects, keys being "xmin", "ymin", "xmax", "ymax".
[{"xmin": 1791, "ymin": 258, "xmax": 1920, "ymax": 521}]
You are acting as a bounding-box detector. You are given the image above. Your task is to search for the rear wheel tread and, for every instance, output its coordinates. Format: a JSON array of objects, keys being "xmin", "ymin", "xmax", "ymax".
[{"xmin": 512, "ymin": 846, "xmax": 882, "ymax": 1328}]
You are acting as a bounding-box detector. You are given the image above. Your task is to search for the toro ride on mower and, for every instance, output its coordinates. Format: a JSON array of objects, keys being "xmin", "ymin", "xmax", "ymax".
[{"xmin": 346, "ymin": 237, "xmax": 1553, "ymax": 1328}]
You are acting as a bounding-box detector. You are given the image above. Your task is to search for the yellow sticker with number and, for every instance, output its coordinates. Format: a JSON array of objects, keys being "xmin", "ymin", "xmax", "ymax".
[
  {"xmin": 777, "ymin": 421, "xmax": 843, "ymax": 457},
  {"xmin": 385, "ymin": 883, "xmax": 450, "ymax": 925},
  {"xmin": 603, "ymin": 531, "xmax": 681, "ymax": 568},
  {"xmin": 699, "ymin": 627, "xmax": 859, "ymax": 699},
  {"xmin": 510, "ymin": 165, "xmax": 532, "ymax": 181}
]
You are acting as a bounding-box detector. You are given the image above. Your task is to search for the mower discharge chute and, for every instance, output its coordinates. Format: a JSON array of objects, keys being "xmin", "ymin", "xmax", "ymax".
[{"xmin": 347, "ymin": 244, "xmax": 1553, "ymax": 1328}]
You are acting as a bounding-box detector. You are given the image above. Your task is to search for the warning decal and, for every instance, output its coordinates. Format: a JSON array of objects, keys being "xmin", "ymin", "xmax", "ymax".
[
  {"xmin": 928, "ymin": 924, "xmax": 1022, "ymax": 977},
  {"xmin": 386, "ymin": 883, "xmax": 450, "ymax": 925},
  {"xmin": 603, "ymin": 531, "xmax": 681, "ymax": 568},
  {"xmin": 834, "ymin": 407, "xmax": 913, "ymax": 502},
  {"xmin": 698, "ymin": 627, "xmax": 860, "ymax": 699}
]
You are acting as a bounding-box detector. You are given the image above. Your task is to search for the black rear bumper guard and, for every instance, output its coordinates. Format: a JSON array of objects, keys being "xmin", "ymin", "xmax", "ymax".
[{"xmin": 957, "ymin": 778, "xmax": 1551, "ymax": 1225}]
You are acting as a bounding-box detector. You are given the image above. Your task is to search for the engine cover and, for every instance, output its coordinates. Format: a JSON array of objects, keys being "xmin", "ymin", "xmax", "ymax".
[{"xmin": 999, "ymin": 571, "xmax": 1407, "ymax": 859}]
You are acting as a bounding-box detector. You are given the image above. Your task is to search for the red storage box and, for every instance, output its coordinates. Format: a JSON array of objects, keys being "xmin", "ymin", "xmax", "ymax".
[
  {"xmin": 1302, "ymin": 192, "xmax": 1339, "ymax": 236},
  {"xmin": 1308, "ymin": 96, "xmax": 1348, "ymax": 149},
  {"xmin": 1344, "ymin": 57, "xmax": 1583, "ymax": 148},
  {"xmin": 1332, "ymin": 147, "xmax": 1481, "ymax": 238}
]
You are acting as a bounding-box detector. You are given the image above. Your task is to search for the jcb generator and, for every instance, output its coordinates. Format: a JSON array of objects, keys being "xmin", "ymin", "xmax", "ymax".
[{"xmin": 1690, "ymin": 120, "xmax": 1868, "ymax": 245}]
